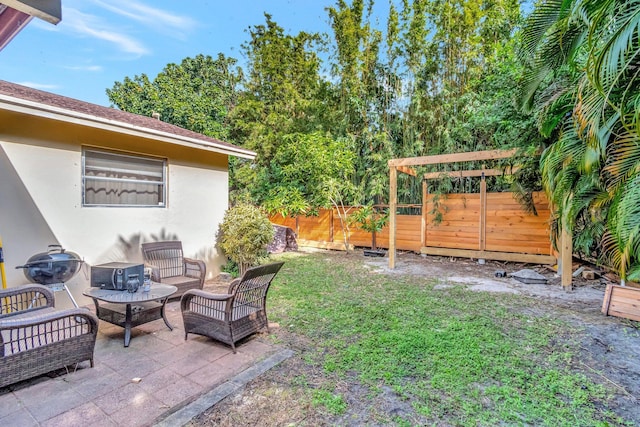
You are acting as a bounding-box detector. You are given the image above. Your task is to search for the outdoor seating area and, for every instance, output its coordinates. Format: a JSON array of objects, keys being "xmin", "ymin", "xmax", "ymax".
[
  {"xmin": 0, "ymin": 278, "xmax": 286, "ymax": 426},
  {"xmin": 2, "ymin": 0, "xmax": 639, "ymax": 422},
  {"xmin": 0, "ymin": 285, "xmax": 98, "ymax": 389},
  {"xmin": 182, "ymin": 262, "xmax": 284, "ymax": 353},
  {"xmin": 142, "ymin": 241, "xmax": 207, "ymax": 299}
]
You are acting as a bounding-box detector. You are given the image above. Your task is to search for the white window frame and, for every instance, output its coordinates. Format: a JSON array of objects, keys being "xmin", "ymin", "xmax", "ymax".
[{"xmin": 82, "ymin": 148, "xmax": 167, "ymax": 207}]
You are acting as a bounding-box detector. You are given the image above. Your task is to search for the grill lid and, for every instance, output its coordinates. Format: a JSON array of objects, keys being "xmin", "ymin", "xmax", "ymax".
[{"xmin": 16, "ymin": 244, "xmax": 83, "ymax": 285}]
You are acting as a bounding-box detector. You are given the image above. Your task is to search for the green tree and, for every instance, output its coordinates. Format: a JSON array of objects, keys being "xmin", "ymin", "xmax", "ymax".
[
  {"xmin": 229, "ymin": 14, "xmax": 329, "ymax": 204},
  {"xmin": 107, "ymin": 53, "xmax": 240, "ymax": 139},
  {"xmin": 260, "ymin": 132, "xmax": 358, "ymax": 251},
  {"xmin": 520, "ymin": 0, "xmax": 640, "ymax": 281},
  {"xmin": 230, "ymin": 14, "xmax": 326, "ymax": 163},
  {"xmin": 387, "ymin": 0, "xmax": 526, "ymax": 201},
  {"xmin": 348, "ymin": 205, "xmax": 389, "ymax": 250},
  {"xmin": 327, "ymin": 0, "xmax": 398, "ymax": 204}
]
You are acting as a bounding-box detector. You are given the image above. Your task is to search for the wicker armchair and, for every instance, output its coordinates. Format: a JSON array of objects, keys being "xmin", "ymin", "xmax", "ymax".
[
  {"xmin": 180, "ymin": 262, "xmax": 284, "ymax": 353},
  {"xmin": 141, "ymin": 240, "xmax": 206, "ymax": 299},
  {"xmin": 0, "ymin": 285, "xmax": 98, "ymax": 388}
]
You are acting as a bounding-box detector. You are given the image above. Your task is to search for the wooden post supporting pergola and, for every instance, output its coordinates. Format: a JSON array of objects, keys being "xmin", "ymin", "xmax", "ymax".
[
  {"xmin": 389, "ymin": 166, "xmax": 397, "ymax": 268},
  {"xmin": 561, "ymin": 217, "xmax": 573, "ymax": 291},
  {"xmin": 388, "ymin": 149, "xmax": 571, "ymax": 289}
]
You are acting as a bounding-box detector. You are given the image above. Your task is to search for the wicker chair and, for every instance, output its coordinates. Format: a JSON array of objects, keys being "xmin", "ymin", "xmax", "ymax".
[
  {"xmin": 141, "ymin": 240, "xmax": 206, "ymax": 299},
  {"xmin": 0, "ymin": 285, "xmax": 98, "ymax": 388},
  {"xmin": 180, "ymin": 262, "xmax": 284, "ymax": 353}
]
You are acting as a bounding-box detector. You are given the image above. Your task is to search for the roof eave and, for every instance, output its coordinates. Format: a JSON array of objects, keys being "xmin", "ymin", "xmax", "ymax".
[
  {"xmin": 2, "ymin": 0, "xmax": 61, "ymax": 25},
  {"xmin": 0, "ymin": 94, "xmax": 256, "ymax": 160}
]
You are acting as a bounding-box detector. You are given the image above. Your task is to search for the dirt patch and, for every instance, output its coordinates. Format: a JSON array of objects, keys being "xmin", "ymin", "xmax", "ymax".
[
  {"xmin": 190, "ymin": 250, "xmax": 640, "ymax": 425},
  {"xmin": 363, "ymin": 252, "xmax": 606, "ymax": 305}
]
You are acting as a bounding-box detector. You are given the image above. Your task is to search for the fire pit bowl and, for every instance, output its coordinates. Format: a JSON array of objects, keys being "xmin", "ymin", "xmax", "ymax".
[{"xmin": 16, "ymin": 244, "xmax": 83, "ymax": 285}]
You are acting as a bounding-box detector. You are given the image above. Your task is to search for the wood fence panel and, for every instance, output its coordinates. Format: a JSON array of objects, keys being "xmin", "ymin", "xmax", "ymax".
[
  {"xmin": 348, "ymin": 228, "xmax": 372, "ymax": 247},
  {"xmin": 270, "ymin": 213, "xmax": 296, "ymax": 230},
  {"xmin": 602, "ymin": 284, "xmax": 640, "ymax": 322},
  {"xmin": 269, "ymin": 191, "xmax": 552, "ymax": 257},
  {"xmin": 297, "ymin": 210, "xmax": 332, "ymax": 241},
  {"xmin": 374, "ymin": 215, "xmax": 421, "ymax": 252},
  {"xmin": 425, "ymin": 194, "xmax": 481, "ymax": 250},
  {"xmin": 485, "ymin": 192, "xmax": 551, "ymax": 255},
  {"xmin": 330, "ymin": 210, "xmax": 372, "ymax": 247}
]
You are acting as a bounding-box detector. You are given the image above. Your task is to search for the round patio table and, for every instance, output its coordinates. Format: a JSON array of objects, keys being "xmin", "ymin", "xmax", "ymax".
[{"xmin": 83, "ymin": 283, "xmax": 177, "ymax": 347}]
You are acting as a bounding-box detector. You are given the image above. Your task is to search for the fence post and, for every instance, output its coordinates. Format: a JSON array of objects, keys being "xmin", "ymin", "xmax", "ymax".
[
  {"xmin": 421, "ymin": 180, "xmax": 427, "ymax": 249},
  {"xmin": 389, "ymin": 166, "xmax": 397, "ymax": 269},
  {"xmin": 561, "ymin": 219, "xmax": 573, "ymax": 290},
  {"xmin": 479, "ymin": 171, "xmax": 486, "ymax": 252}
]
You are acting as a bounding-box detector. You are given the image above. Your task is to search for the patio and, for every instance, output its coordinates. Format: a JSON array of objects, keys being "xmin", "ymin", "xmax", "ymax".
[{"xmin": 0, "ymin": 282, "xmax": 291, "ymax": 426}]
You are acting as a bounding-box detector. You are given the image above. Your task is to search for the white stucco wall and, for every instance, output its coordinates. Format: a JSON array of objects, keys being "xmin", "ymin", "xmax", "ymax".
[{"xmin": 0, "ymin": 137, "xmax": 229, "ymax": 309}]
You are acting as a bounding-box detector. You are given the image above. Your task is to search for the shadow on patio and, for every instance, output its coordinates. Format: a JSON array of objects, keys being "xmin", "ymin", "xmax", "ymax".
[{"xmin": 0, "ymin": 283, "xmax": 291, "ymax": 427}]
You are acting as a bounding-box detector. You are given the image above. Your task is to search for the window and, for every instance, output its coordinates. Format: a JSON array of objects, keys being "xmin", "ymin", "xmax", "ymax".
[{"xmin": 82, "ymin": 148, "xmax": 166, "ymax": 207}]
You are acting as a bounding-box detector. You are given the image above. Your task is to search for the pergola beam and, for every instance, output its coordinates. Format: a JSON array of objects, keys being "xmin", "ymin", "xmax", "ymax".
[
  {"xmin": 388, "ymin": 148, "xmax": 517, "ymax": 168},
  {"xmin": 397, "ymin": 165, "xmax": 417, "ymax": 176},
  {"xmin": 423, "ymin": 166, "xmax": 519, "ymax": 180}
]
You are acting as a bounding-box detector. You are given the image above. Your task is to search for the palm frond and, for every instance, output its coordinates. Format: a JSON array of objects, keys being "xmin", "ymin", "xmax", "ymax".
[
  {"xmin": 603, "ymin": 129, "xmax": 640, "ymax": 189},
  {"xmin": 520, "ymin": 0, "xmax": 572, "ymax": 60},
  {"xmin": 590, "ymin": 3, "xmax": 640, "ymax": 96},
  {"xmin": 573, "ymin": 78, "xmax": 611, "ymax": 149},
  {"xmin": 520, "ymin": 64, "xmax": 553, "ymax": 112},
  {"xmin": 627, "ymin": 263, "xmax": 640, "ymax": 281},
  {"xmin": 610, "ymin": 172, "xmax": 640, "ymax": 243},
  {"xmin": 601, "ymin": 230, "xmax": 624, "ymax": 274},
  {"xmin": 569, "ymin": 171, "xmax": 603, "ymax": 218},
  {"xmin": 519, "ymin": 0, "xmax": 586, "ymax": 111},
  {"xmin": 534, "ymin": 73, "xmax": 575, "ymax": 135},
  {"xmin": 539, "ymin": 22, "xmax": 587, "ymax": 69}
]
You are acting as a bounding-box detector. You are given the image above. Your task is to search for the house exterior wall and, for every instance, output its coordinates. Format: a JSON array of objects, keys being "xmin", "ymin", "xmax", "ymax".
[{"xmin": 0, "ymin": 111, "xmax": 229, "ymax": 308}]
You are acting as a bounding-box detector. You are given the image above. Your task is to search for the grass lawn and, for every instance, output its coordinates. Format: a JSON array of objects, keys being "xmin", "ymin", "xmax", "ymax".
[{"xmin": 257, "ymin": 251, "xmax": 631, "ymax": 426}]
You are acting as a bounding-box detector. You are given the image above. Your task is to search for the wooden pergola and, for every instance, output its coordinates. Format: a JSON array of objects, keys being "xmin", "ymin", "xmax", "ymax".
[{"xmin": 387, "ymin": 149, "xmax": 573, "ymax": 290}]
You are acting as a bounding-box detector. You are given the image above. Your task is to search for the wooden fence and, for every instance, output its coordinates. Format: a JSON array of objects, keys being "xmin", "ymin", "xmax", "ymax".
[{"xmin": 270, "ymin": 191, "xmax": 555, "ymax": 263}]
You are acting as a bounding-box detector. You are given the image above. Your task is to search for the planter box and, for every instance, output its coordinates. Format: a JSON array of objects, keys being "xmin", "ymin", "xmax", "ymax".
[{"xmin": 602, "ymin": 284, "xmax": 640, "ymax": 322}]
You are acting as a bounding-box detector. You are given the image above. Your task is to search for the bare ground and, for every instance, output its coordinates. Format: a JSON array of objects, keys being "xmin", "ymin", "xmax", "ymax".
[{"xmin": 189, "ymin": 250, "xmax": 640, "ymax": 426}]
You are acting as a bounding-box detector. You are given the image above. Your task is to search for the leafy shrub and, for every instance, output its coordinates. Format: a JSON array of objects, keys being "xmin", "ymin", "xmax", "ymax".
[
  {"xmin": 217, "ymin": 203, "xmax": 275, "ymax": 275},
  {"xmin": 221, "ymin": 259, "xmax": 239, "ymax": 278},
  {"xmin": 348, "ymin": 205, "xmax": 389, "ymax": 250}
]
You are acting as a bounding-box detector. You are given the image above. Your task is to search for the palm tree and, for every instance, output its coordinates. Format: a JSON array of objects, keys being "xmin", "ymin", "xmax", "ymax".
[{"xmin": 520, "ymin": 0, "xmax": 640, "ymax": 282}]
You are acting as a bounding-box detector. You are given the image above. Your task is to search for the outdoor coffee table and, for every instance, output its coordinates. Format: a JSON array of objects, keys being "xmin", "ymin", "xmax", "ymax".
[{"xmin": 83, "ymin": 284, "xmax": 177, "ymax": 347}]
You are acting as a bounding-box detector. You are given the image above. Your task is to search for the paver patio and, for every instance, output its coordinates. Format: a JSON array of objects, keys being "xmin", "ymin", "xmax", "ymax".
[{"xmin": 0, "ymin": 283, "xmax": 289, "ymax": 427}]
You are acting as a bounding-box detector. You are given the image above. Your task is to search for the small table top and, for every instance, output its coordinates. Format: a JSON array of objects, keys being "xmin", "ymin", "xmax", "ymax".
[{"xmin": 82, "ymin": 283, "xmax": 177, "ymax": 304}]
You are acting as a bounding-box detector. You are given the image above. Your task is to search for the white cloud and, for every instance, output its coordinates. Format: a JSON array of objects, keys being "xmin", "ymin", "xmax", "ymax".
[
  {"xmin": 90, "ymin": 0, "xmax": 197, "ymax": 38},
  {"xmin": 18, "ymin": 82, "xmax": 59, "ymax": 90},
  {"xmin": 60, "ymin": 7, "xmax": 149, "ymax": 55},
  {"xmin": 64, "ymin": 65, "xmax": 103, "ymax": 72}
]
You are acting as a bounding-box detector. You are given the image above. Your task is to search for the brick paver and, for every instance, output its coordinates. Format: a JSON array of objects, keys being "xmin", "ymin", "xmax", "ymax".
[{"xmin": 0, "ymin": 288, "xmax": 284, "ymax": 426}]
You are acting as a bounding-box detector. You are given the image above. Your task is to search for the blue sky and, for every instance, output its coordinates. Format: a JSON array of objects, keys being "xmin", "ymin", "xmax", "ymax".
[{"xmin": 0, "ymin": 0, "xmax": 341, "ymax": 106}]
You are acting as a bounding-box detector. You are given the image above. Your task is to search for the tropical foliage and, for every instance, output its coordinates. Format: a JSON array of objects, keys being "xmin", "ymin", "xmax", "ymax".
[{"xmin": 520, "ymin": 0, "xmax": 640, "ymax": 281}]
